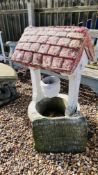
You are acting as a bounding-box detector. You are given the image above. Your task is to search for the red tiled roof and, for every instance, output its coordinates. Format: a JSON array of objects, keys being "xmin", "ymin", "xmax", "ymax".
[{"xmin": 12, "ymin": 26, "xmax": 95, "ymax": 74}]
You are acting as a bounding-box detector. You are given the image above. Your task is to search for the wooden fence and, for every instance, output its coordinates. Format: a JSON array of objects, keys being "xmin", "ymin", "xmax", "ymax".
[
  {"xmin": 34, "ymin": 0, "xmax": 98, "ymax": 27},
  {"xmin": 0, "ymin": 0, "xmax": 28, "ymax": 41},
  {"xmin": 0, "ymin": 0, "xmax": 98, "ymax": 42}
]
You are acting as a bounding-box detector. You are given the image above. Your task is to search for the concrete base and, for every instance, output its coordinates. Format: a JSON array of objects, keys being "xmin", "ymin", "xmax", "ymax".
[
  {"xmin": 0, "ymin": 63, "xmax": 17, "ymax": 82},
  {"xmin": 0, "ymin": 63, "xmax": 18, "ymax": 106},
  {"xmin": 28, "ymin": 94, "xmax": 87, "ymax": 153},
  {"xmin": 0, "ymin": 82, "xmax": 18, "ymax": 107}
]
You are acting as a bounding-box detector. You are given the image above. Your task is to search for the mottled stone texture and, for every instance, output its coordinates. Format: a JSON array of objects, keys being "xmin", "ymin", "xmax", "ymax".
[
  {"xmin": 32, "ymin": 115, "xmax": 87, "ymax": 153},
  {"xmin": 0, "ymin": 63, "xmax": 18, "ymax": 106},
  {"xmin": 0, "ymin": 82, "xmax": 18, "ymax": 106},
  {"xmin": 12, "ymin": 26, "xmax": 94, "ymax": 75}
]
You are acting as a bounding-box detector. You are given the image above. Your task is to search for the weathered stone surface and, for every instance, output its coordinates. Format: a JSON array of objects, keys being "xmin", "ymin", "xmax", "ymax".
[
  {"xmin": 0, "ymin": 63, "xmax": 17, "ymax": 82},
  {"xmin": 29, "ymin": 96, "xmax": 86, "ymax": 153},
  {"xmin": 0, "ymin": 83, "xmax": 18, "ymax": 106},
  {"xmin": 12, "ymin": 26, "xmax": 94, "ymax": 75},
  {"xmin": 33, "ymin": 115, "xmax": 87, "ymax": 153},
  {"xmin": 0, "ymin": 63, "xmax": 18, "ymax": 106}
]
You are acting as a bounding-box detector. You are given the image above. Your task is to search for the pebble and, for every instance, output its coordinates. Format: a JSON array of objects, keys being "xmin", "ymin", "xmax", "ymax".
[{"xmin": 0, "ymin": 78, "xmax": 98, "ymax": 175}]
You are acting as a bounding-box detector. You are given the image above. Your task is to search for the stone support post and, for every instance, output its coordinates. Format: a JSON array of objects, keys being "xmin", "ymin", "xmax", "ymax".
[
  {"xmin": 29, "ymin": 67, "xmax": 44, "ymax": 102},
  {"xmin": 66, "ymin": 50, "xmax": 88, "ymax": 115}
]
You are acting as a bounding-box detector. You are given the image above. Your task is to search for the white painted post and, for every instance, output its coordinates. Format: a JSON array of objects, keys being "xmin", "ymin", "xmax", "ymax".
[
  {"xmin": 65, "ymin": 50, "xmax": 88, "ymax": 116},
  {"xmin": 66, "ymin": 70, "xmax": 81, "ymax": 115},
  {"xmin": 29, "ymin": 67, "xmax": 44, "ymax": 102},
  {"xmin": 27, "ymin": 0, "xmax": 35, "ymax": 26}
]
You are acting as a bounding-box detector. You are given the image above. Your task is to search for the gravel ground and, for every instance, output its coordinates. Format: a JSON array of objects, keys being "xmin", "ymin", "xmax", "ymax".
[{"xmin": 0, "ymin": 74, "xmax": 98, "ymax": 175}]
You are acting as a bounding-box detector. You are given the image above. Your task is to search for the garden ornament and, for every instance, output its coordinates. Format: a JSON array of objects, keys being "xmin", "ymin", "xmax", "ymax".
[
  {"xmin": 0, "ymin": 63, "xmax": 18, "ymax": 106},
  {"xmin": 11, "ymin": 26, "xmax": 95, "ymax": 153}
]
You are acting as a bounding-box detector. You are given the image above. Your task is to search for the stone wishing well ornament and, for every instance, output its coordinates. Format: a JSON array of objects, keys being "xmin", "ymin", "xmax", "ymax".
[{"xmin": 12, "ymin": 26, "xmax": 95, "ymax": 153}]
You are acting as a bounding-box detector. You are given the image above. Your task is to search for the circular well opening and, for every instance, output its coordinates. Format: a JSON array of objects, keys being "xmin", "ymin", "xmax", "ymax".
[
  {"xmin": 43, "ymin": 78, "xmax": 54, "ymax": 84},
  {"xmin": 36, "ymin": 97, "xmax": 66, "ymax": 118}
]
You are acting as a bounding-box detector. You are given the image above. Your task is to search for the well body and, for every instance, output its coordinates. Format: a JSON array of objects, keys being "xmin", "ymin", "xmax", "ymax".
[{"xmin": 28, "ymin": 94, "xmax": 87, "ymax": 153}]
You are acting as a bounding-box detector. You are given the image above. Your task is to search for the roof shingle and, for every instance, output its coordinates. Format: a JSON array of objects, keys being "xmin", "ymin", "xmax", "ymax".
[{"xmin": 12, "ymin": 26, "xmax": 94, "ymax": 74}]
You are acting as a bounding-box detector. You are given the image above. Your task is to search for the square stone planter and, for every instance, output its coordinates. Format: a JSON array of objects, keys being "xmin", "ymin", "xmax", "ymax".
[{"xmin": 29, "ymin": 95, "xmax": 87, "ymax": 153}]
